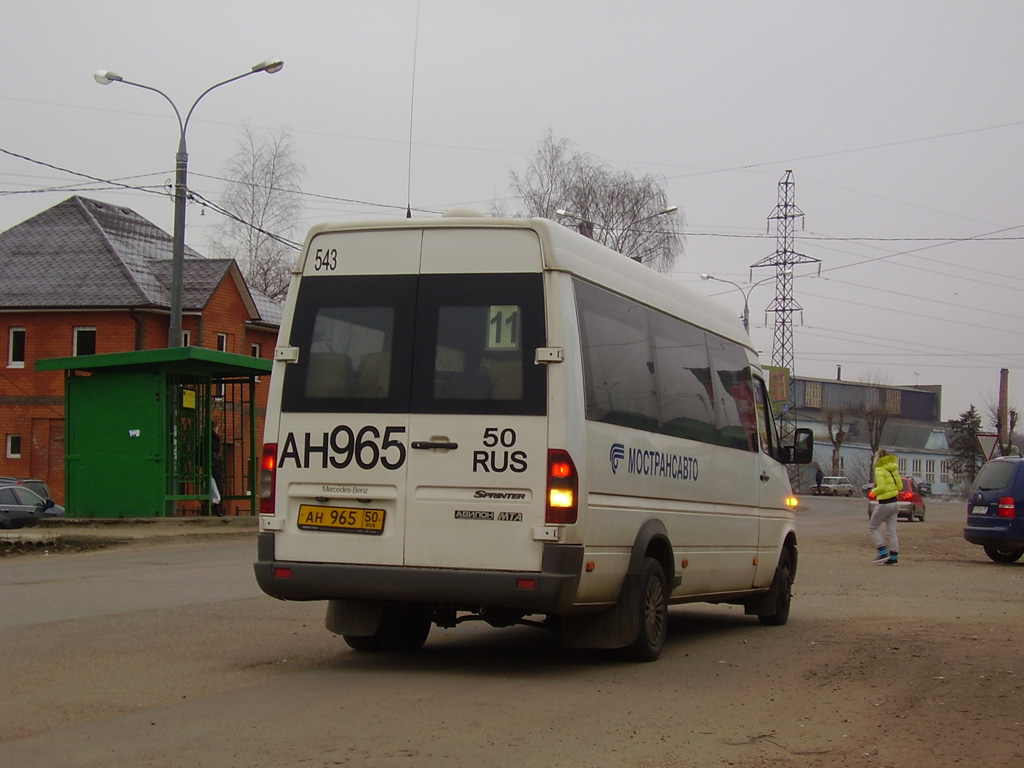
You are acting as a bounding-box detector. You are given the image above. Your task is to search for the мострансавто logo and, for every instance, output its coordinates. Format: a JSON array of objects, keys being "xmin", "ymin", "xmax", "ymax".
[
  {"xmin": 610, "ymin": 443, "xmax": 698, "ymax": 481},
  {"xmin": 609, "ymin": 443, "xmax": 626, "ymax": 474}
]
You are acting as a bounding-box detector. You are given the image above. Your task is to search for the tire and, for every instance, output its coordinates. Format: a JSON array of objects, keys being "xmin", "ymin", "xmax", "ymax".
[
  {"xmin": 625, "ymin": 557, "xmax": 669, "ymax": 662},
  {"xmin": 983, "ymin": 545, "xmax": 1024, "ymax": 564},
  {"xmin": 376, "ymin": 604, "xmax": 432, "ymax": 651},
  {"xmin": 342, "ymin": 633, "xmax": 382, "ymax": 652},
  {"xmin": 918, "ymin": 507, "xmax": 926, "ymax": 522},
  {"xmin": 758, "ymin": 547, "xmax": 794, "ymax": 627},
  {"xmin": 343, "ymin": 604, "xmax": 432, "ymax": 652}
]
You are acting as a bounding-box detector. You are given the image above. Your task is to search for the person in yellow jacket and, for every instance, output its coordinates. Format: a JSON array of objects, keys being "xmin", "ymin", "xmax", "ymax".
[{"xmin": 869, "ymin": 448, "xmax": 903, "ymax": 564}]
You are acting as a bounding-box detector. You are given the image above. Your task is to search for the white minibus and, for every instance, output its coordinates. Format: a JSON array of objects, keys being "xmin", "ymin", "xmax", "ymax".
[{"xmin": 255, "ymin": 213, "xmax": 813, "ymax": 661}]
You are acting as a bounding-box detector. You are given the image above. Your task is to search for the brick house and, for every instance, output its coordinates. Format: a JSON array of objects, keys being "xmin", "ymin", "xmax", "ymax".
[{"xmin": 0, "ymin": 196, "xmax": 282, "ymax": 507}]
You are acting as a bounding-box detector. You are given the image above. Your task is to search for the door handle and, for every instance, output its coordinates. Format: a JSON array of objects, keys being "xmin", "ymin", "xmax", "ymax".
[
  {"xmin": 760, "ymin": 472, "xmax": 771, "ymax": 482},
  {"xmin": 412, "ymin": 441, "xmax": 459, "ymax": 450}
]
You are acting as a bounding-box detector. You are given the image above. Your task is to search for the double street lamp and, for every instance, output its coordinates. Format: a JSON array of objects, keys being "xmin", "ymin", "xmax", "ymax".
[
  {"xmin": 700, "ymin": 271, "xmax": 791, "ymax": 333},
  {"xmin": 94, "ymin": 59, "xmax": 285, "ymax": 347}
]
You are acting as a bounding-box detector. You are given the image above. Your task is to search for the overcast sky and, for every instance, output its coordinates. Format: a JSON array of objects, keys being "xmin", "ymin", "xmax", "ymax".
[{"xmin": 3, "ymin": 1, "xmax": 1023, "ymax": 423}]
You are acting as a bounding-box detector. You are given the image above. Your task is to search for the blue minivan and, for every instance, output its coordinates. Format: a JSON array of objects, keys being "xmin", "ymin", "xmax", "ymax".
[{"xmin": 964, "ymin": 457, "xmax": 1024, "ymax": 563}]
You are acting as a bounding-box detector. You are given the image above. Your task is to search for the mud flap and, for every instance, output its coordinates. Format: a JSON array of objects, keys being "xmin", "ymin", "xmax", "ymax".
[
  {"xmin": 560, "ymin": 573, "xmax": 642, "ymax": 650},
  {"xmin": 326, "ymin": 599, "xmax": 384, "ymax": 636},
  {"xmin": 744, "ymin": 587, "xmax": 775, "ymax": 616}
]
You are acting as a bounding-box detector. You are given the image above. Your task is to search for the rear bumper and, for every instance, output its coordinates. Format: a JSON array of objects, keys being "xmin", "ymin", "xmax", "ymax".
[
  {"xmin": 963, "ymin": 524, "xmax": 1024, "ymax": 548},
  {"xmin": 253, "ymin": 532, "xmax": 584, "ymax": 613}
]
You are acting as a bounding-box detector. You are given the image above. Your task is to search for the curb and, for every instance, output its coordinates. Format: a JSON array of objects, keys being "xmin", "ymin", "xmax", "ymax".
[{"xmin": 1, "ymin": 516, "xmax": 257, "ymax": 556}]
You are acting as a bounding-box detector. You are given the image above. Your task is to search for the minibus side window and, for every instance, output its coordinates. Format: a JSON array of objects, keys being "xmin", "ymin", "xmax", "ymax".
[
  {"xmin": 649, "ymin": 310, "xmax": 717, "ymax": 444},
  {"xmin": 707, "ymin": 336, "xmax": 758, "ymax": 452},
  {"xmin": 752, "ymin": 375, "xmax": 780, "ymax": 457},
  {"xmin": 576, "ymin": 281, "xmax": 658, "ymax": 432}
]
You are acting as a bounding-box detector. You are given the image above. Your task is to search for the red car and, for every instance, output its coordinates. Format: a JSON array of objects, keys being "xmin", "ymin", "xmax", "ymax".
[{"xmin": 867, "ymin": 475, "xmax": 926, "ymax": 522}]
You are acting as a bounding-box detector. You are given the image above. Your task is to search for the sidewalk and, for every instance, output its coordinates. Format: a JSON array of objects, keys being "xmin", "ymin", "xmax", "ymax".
[{"xmin": 0, "ymin": 516, "xmax": 257, "ymax": 555}]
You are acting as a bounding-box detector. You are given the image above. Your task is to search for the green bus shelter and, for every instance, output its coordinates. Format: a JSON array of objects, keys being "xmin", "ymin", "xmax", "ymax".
[{"xmin": 38, "ymin": 347, "xmax": 272, "ymax": 518}]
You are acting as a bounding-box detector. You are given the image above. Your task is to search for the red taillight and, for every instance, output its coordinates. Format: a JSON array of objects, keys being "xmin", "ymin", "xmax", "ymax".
[
  {"xmin": 997, "ymin": 497, "xmax": 1016, "ymax": 518},
  {"xmin": 259, "ymin": 443, "xmax": 277, "ymax": 515},
  {"xmin": 546, "ymin": 449, "xmax": 578, "ymax": 524},
  {"xmin": 899, "ymin": 491, "xmax": 912, "ymax": 501},
  {"xmin": 868, "ymin": 491, "xmax": 876, "ymax": 500}
]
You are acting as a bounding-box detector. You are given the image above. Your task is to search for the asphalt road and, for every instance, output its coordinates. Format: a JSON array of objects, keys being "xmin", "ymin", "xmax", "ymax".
[{"xmin": 2, "ymin": 497, "xmax": 1021, "ymax": 768}]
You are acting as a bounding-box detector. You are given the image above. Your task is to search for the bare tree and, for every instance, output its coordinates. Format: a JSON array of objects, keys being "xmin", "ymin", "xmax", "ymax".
[
  {"xmin": 508, "ymin": 130, "xmax": 684, "ymax": 271},
  {"xmin": 987, "ymin": 403, "xmax": 1020, "ymax": 456},
  {"xmin": 825, "ymin": 409, "xmax": 850, "ymax": 475},
  {"xmin": 861, "ymin": 386, "xmax": 891, "ymax": 459},
  {"xmin": 208, "ymin": 126, "xmax": 305, "ymax": 301}
]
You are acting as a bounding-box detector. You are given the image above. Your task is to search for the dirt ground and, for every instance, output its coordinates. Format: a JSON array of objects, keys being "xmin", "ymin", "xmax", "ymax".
[
  {"xmin": 744, "ymin": 497, "xmax": 1024, "ymax": 768},
  {"xmin": 2, "ymin": 499, "xmax": 1022, "ymax": 768}
]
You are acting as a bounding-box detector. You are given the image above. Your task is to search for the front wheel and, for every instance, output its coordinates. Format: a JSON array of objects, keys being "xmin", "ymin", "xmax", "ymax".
[
  {"xmin": 983, "ymin": 545, "xmax": 1024, "ymax": 564},
  {"xmin": 758, "ymin": 547, "xmax": 794, "ymax": 626},
  {"xmin": 625, "ymin": 557, "xmax": 669, "ymax": 662}
]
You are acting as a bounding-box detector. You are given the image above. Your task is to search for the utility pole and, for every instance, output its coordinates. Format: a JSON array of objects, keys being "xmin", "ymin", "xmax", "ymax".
[{"xmin": 750, "ymin": 171, "xmax": 821, "ymax": 484}]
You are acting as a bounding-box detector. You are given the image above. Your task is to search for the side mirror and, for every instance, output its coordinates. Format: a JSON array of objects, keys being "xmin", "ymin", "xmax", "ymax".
[
  {"xmin": 790, "ymin": 427, "xmax": 814, "ymax": 464},
  {"xmin": 45, "ymin": 498, "xmax": 55, "ymax": 510}
]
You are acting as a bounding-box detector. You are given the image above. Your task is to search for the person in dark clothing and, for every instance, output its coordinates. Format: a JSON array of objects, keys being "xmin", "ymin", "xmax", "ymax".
[{"xmin": 211, "ymin": 428, "xmax": 225, "ymax": 516}]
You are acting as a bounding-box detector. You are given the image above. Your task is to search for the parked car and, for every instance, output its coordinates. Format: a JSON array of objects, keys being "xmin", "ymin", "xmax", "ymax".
[
  {"xmin": 814, "ymin": 476, "xmax": 857, "ymax": 496},
  {"xmin": 0, "ymin": 484, "xmax": 64, "ymax": 521},
  {"xmin": 0, "ymin": 476, "xmax": 54, "ymax": 503},
  {"xmin": 0, "ymin": 485, "xmax": 49, "ymax": 529},
  {"xmin": 867, "ymin": 475, "xmax": 926, "ymax": 522},
  {"xmin": 918, "ymin": 481, "xmax": 933, "ymax": 496},
  {"xmin": 963, "ymin": 456, "xmax": 1024, "ymax": 563}
]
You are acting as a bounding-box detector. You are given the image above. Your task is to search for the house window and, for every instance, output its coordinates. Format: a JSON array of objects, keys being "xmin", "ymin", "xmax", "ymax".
[
  {"xmin": 8, "ymin": 327, "xmax": 26, "ymax": 368},
  {"xmin": 251, "ymin": 342, "xmax": 262, "ymax": 358},
  {"xmin": 182, "ymin": 330, "xmax": 191, "ymax": 347},
  {"xmin": 805, "ymin": 380, "xmax": 822, "ymax": 408},
  {"xmin": 217, "ymin": 333, "xmax": 228, "ymax": 352},
  {"xmin": 74, "ymin": 327, "xmax": 96, "ymax": 356},
  {"xmin": 6, "ymin": 434, "xmax": 21, "ymax": 459},
  {"xmin": 940, "ymin": 460, "xmax": 953, "ymax": 484},
  {"xmin": 911, "ymin": 458, "xmax": 922, "ymax": 477},
  {"xmin": 925, "ymin": 459, "xmax": 935, "ymax": 484}
]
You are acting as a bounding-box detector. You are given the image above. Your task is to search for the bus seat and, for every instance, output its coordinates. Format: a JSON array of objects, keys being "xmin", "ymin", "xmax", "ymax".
[
  {"xmin": 356, "ymin": 352, "xmax": 391, "ymax": 398},
  {"xmin": 304, "ymin": 352, "xmax": 353, "ymax": 398},
  {"xmin": 482, "ymin": 357, "xmax": 522, "ymax": 399}
]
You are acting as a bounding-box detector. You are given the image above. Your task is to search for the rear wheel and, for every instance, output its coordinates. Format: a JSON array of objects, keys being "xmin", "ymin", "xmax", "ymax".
[
  {"xmin": 625, "ymin": 557, "xmax": 669, "ymax": 662},
  {"xmin": 983, "ymin": 545, "xmax": 1024, "ymax": 564},
  {"xmin": 758, "ymin": 547, "xmax": 794, "ymax": 626}
]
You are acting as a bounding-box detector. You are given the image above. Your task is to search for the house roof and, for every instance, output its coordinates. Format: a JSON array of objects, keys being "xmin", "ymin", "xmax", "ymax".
[
  {"xmin": 0, "ymin": 196, "xmax": 281, "ymax": 326},
  {"xmin": 792, "ymin": 409, "xmax": 951, "ymax": 453}
]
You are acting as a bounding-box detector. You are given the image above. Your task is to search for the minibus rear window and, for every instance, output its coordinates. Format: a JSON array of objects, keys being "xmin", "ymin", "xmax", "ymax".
[
  {"xmin": 282, "ymin": 273, "xmax": 545, "ymax": 416},
  {"xmin": 282, "ymin": 275, "xmax": 416, "ymax": 414}
]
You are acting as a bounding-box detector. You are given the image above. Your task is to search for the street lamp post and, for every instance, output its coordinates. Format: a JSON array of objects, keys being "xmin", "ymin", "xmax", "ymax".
[
  {"xmin": 94, "ymin": 59, "xmax": 284, "ymax": 347},
  {"xmin": 700, "ymin": 271, "xmax": 791, "ymax": 333}
]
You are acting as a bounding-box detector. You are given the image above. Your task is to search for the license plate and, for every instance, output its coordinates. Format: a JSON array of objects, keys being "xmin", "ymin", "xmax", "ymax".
[
  {"xmin": 297, "ymin": 504, "xmax": 385, "ymax": 534},
  {"xmin": 970, "ymin": 505, "xmax": 989, "ymax": 515}
]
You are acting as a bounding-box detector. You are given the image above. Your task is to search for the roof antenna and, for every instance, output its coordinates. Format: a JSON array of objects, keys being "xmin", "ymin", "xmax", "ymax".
[{"xmin": 405, "ymin": 0, "xmax": 421, "ymax": 218}]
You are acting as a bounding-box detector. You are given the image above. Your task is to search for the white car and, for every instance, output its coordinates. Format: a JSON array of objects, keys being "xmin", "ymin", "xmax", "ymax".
[{"xmin": 815, "ymin": 476, "xmax": 856, "ymax": 497}]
